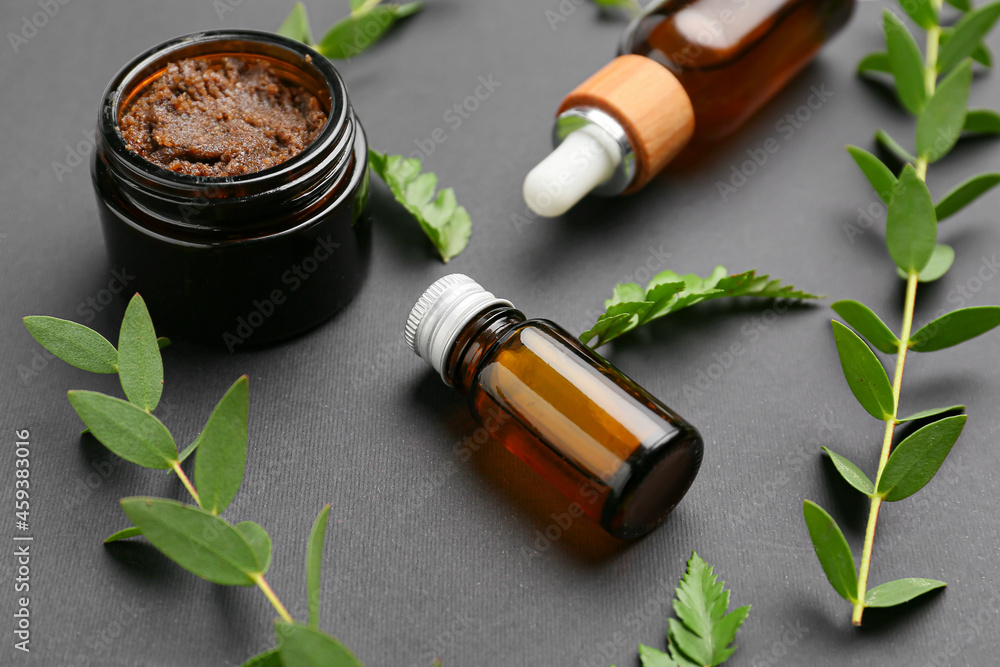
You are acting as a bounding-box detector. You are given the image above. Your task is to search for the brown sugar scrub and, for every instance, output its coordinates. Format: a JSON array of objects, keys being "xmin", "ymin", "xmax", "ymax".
[{"xmin": 119, "ymin": 56, "xmax": 328, "ymax": 177}]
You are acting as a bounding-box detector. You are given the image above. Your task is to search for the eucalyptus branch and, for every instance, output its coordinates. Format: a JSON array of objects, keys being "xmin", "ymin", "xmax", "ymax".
[{"xmin": 804, "ymin": 0, "xmax": 1000, "ymax": 627}]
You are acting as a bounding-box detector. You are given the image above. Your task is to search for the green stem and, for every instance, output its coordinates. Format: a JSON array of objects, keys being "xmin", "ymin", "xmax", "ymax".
[
  {"xmin": 170, "ymin": 461, "xmax": 202, "ymax": 509},
  {"xmin": 254, "ymin": 574, "xmax": 294, "ymax": 624}
]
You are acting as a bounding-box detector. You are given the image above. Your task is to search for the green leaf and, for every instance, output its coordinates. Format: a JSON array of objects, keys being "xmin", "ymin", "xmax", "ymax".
[
  {"xmin": 938, "ymin": 1, "xmax": 1000, "ymax": 74},
  {"xmin": 120, "ymin": 497, "xmax": 260, "ymax": 586},
  {"xmin": 802, "ymin": 500, "xmax": 857, "ymax": 602},
  {"xmin": 637, "ymin": 644, "xmax": 675, "ymax": 667},
  {"xmin": 317, "ymin": 4, "xmax": 422, "ymax": 59},
  {"xmin": 307, "ymin": 504, "xmax": 331, "ymax": 628},
  {"xmin": 277, "ymin": 2, "xmax": 314, "ymax": 44},
  {"xmin": 972, "ymin": 41, "xmax": 994, "ymax": 67},
  {"xmin": 22, "ymin": 316, "xmax": 118, "ymax": 374},
  {"xmin": 935, "ymin": 173, "xmax": 1000, "ymax": 220},
  {"xmin": 886, "ymin": 164, "xmax": 938, "ymax": 274},
  {"xmin": 117, "ymin": 294, "xmax": 163, "ymax": 412},
  {"xmin": 909, "ymin": 306, "xmax": 1000, "ymax": 351},
  {"xmin": 831, "ymin": 321, "xmax": 895, "ymax": 421},
  {"xmin": 876, "ymin": 129, "xmax": 917, "ymax": 164},
  {"xmin": 917, "ymin": 59, "xmax": 973, "ymax": 163},
  {"xmin": 67, "ymin": 391, "xmax": 177, "ymax": 469},
  {"xmin": 156, "ymin": 336, "xmax": 171, "ymax": 350},
  {"xmin": 946, "ymin": 0, "xmax": 971, "ymax": 10},
  {"xmin": 665, "ymin": 552, "xmax": 750, "ymax": 667},
  {"xmin": 177, "ymin": 440, "xmax": 198, "ymax": 465},
  {"xmin": 864, "ymin": 578, "xmax": 947, "ymax": 607},
  {"xmin": 821, "ymin": 447, "xmax": 875, "ymax": 496},
  {"xmin": 858, "ymin": 51, "xmax": 891, "ymax": 75},
  {"xmin": 847, "ymin": 146, "xmax": 896, "ymax": 204},
  {"xmin": 907, "ymin": 243, "xmax": 954, "ymax": 282},
  {"xmin": 900, "ymin": 0, "xmax": 938, "ymax": 28},
  {"xmin": 897, "ymin": 405, "xmax": 965, "ymax": 422},
  {"xmin": 193, "ymin": 376, "xmax": 249, "ymax": 515},
  {"xmin": 581, "ymin": 267, "xmax": 819, "ymax": 347},
  {"xmin": 276, "ymin": 622, "xmax": 363, "ymax": 667},
  {"xmin": 236, "ymin": 521, "xmax": 272, "ymax": 575},
  {"xmin": 592, "ymin": 0, "xmax": 643, "ymax": 13},
  {"xmin": 367, "ymin": 149, "xmax": 471, "ymax": 262},
  {"xmin": 877, "ymin": 415, "xmax": 967, "ymax": 501},
  {"xmin": 884, "ymin": 10, "xmax": 928, "ymax": 114},
  {"xmin": 104, "ymin": 526, "xmax": 142, "ymax": 543},
  {"xmin": 240, "ymin": 649, "xmax": 282, "ymax": 667},
  {"xmin": 964, "ymin": 109, "xmax": 1000, "ymax": 134},
  {"xmin": 831, "ymin": 300, "xmax": 900, "ymax": 353}
]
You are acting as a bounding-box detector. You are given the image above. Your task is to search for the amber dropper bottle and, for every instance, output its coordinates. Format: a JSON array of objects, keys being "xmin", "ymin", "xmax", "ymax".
[
  {"xmin": 523, "ymin": 0, "xmax": 856, "ymax": 216},
  {"xmin": 405, "ymin": 274, "xmax": 703, "ymax": 539}
]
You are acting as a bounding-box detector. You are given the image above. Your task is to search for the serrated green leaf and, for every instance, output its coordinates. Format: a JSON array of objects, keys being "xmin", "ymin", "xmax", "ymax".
[
  {"xmin": 608, "ymin": 282, "xmax": 647, "ymax": 306},
  {"xmin": 897, "ymin": 405, "xmax": 965, "ymax": 422},
  {"xmin": 68, "ymin": 391, "xmax": 177, "ymax": 469},
  {"xmin": 858, "ymin": 51, "xmax": 891, "ymax": 75},
  {"xmin": 104, "ymin": 526, "xmax": 142, "ymax": 543},
  {"xmin": 118, "ymin": 294, "xmax": 163, "ymax": 412},
  {"xmin": 909, "ymin": 306, "xmax": 1000, "ymax": 351},
  {"xmin": 193, "ymin": 376, "xmax": 249, "ymax": 515},
  {"xmin": 637, "ymin": 644, "xmax": 676, "ymax": 667},
  {"xmin": 864, "ymin": 578, "xmax": 947, "ymax": 607},
  {"xmin": 901, "ymin": 0, "xmax": 938, "ymax": 28},
  {"xmin": 831, "ymin": 300, "xmax": 900, "ymax": 354},
  {"xmin": 847, "ymin": 146, "xmax": 896, "ymax": 204},
  {"xmin": 936, "ymin": 173, "xmax": 1000, "ymax": 220},
  {"xmin": 664, "ymin": 552, "xmax": 749, "ymax": 667},
  {"xmin": 917, "ymin": 60, "xmax": 972, "ymax": 163},
  {"xmin": 875, "ymin": 129, "xmax": 917, "ymax": 164},
  {"xmin": 317, "ymin": 4, "xmax": 422, "ymax": 59},
  {"xmin": 22, "ymin": 316, "xmax": 118, "ymax": 374},
  {"xmin": 884, "ymin": 11, "xmax": 928, "ymax": 114},
  {"xmin": 964, "ymin": 109, "xmax": 1000, "ymax": 134},
  {"xmin": 368, "ymin": 149, "xmax": 471, "ymax": 262},
  {"xmin": 236, "ymin": 521, "xmax": 272, "ymax": 575},
  {"xmin": 878, "ymin": 415, "xmax": 966, "ymax": 501},
  {"xmin": 240, "ymin": 649, "xmax": 282, "ymax": 667},
  {"xmin": 276, "ymin": 622, "xmax": 363, "ymax": 667},
  {"xmin": 886, "ymin": 164, "xmax": 938, "ymax": 274},
  {"xmin": 831, "ymin": 321, "xmax": 895, "ymax": 421},
  {"xmin": 802, "ymin": 500, "xmax": 857, "ymax": 602},
  {"xmin": 307, "ymin": 504, "xmax": 331, "ymax": 628},
  {"xmin": 822, "ymin": 447, "xmax": 875, "ymax": 496},
  {"xmin": 120, "ymin": 497, "xmax": 260, "ymax": 586},
  {"xmin": 938, "ymin": 1, "xmax": 1000, "ymax": 74},
  {"xmin": 277, "ymin": 2, "xmax": 314, "ymax": 44}
]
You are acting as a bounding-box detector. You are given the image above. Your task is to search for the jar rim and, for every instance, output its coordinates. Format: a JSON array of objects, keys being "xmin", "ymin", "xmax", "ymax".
[{"xmin": 97, "ymin": 30, "xmax": 350, "ymax": 195}]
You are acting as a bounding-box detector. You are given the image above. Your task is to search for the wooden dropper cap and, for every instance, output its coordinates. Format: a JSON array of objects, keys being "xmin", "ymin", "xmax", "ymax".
[{"xmin": 557, "ymin": 54, "xmax": 695, "ymax": 194}]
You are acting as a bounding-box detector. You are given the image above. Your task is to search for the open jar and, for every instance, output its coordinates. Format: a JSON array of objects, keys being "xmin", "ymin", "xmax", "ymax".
[{"xmin": 91, "ymin": 30, "xmax": 371, "ymax": 349}]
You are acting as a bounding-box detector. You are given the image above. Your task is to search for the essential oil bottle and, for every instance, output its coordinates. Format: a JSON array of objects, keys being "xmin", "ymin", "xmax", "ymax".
[
  {"xmin": 405, "ymin": 274, "xmax": 703, "ymax": 539},
  {"xmin": 523, "ymin": 0, "xmax": 856, "ymax": 216}
]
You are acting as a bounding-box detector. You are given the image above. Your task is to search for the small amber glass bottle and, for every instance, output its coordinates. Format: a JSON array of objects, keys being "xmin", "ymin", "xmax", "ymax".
[
  {"xmin": 405, "ymin": 275, "xmax": 703, "ymax": 539},
  {"xmin": 524, "ymin": 0, "xmax": 855, "ymax": 216}
]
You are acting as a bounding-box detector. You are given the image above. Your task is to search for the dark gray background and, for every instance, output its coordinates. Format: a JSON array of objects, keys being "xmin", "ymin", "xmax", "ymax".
[{"xmin": 2, "ymin": 0, "xmax": 999, "ymax": 665}]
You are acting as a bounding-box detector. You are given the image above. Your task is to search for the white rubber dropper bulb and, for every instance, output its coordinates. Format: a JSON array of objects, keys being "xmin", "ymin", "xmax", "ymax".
[{"xmin": 523, "ymin": 124, "xmax": 622, "ymax": 217}]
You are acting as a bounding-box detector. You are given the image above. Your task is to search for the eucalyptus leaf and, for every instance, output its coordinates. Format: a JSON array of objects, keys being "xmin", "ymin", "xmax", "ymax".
[
  {"xmin": 917, "ymin": 60, "xmax": 972, "ymax": 163},
  {"xmin": 22, "ymin": 316, "xmax": 118, "ymax": 374},
  {"xmin": 884, "ymin": 11, "xmax": 928, "ymax": 114},
  {"xmin": 897, "ymin": 405, "xmax": 965, "ymax": 423},
  {"xmin": 945, "ymin": 0, "xmax": 970, "ymax": 10},
  {"xmin": 803, "ymin": 500, "xmax": 857, "ymax": 602},
  {"xmin": 831, "ymin": 300, "xmax": 899, "ymax": 353},
  {"xmin": 68, "ymin": 391, "xmax": 177, "ymax": 469},
  {"xmin": 821, "ymin": 447, "xmax": 874, "ymax": 496},
  {"xmin": 104, "ymin": 526, "xmax": 142, "ymax": 543},
  {"xmin": 973, "ymin": 42, "xmax": 994, "ymax": 67},
  {"xmin": 240, "ymin": 649, "xmax": 282, "ymax": 667},
  {"xmin": 899, "ymin": 0, "xmax": 937, "ymax": 28},
  {"xmin": 896, "ymin": 243, "xmax": 954, "ymax": 282},
  {"xmin": 194, "ymin": 376, "xmax": 249, "ymax": 515},
  {"xmin": 276, "ymin": 622, "xmax": 363, "ymax": 667},
  {"xmin": 864, "ymin": 578, "xmax": 947, "ymax": 607},
  {"xmin": 963, "ymin": 109, "xmax": 1000, "ymax": 134},
  {"xmin": 236, "ymin": 521, "xmax": 273, "ymax": 575},
  {"xmin": 935, "ymin": 173, "xmax": 1000, "ymax": 220},
  {"xmin": 277, "ymin": 2, "xmax": 314, "ymax": 44},
  {"xmin": 121, "ymin": 497, "xmax": 261, "ymax": 586},
  {"xmin": 908, "ymin": 306, "xmax": 1000, "ymax": 351},
  {"xmin": 307, "ymin": 504, "xmax": 331, "ymax": 628},
  {"xmin": 156, "ymin": 336, "xmax": 171, "ymax": 350},
  {"xmin": 938, "ymin": 1, "xmax": 1000, "ymax": 74},
  {"xmin": 877, "ymin": 415, "xmax": 966, "ymax": 501},
  {"xmin": 858, "ymin": 51, "xmax": 891, "ymax": 75},
  {"xmin": 876, "ymin": 129, "xmax": 917, "ymax": 164},
  {"xmin": 317, "ymin": 4, "xmax": 422, "ymax": 59},
  {"xmin": 117, "ymin": 294, "xmax": 163, "ymax": 411},
  {"xmin": 886, "ymin": 164, "xmax": 937, "ymax": 274},
  {"xmin": 831, "ymin": 321, "xmax": 895, "ymax": 421},
  {"xmin": 846, "ymin": 146, "xmax": 896, "ymax": 204}
]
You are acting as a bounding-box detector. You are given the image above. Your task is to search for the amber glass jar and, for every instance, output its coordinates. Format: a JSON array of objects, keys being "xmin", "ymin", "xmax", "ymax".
[{"xmin": 92, "ymin": 31, "xmax": 370, "ymax": 348}]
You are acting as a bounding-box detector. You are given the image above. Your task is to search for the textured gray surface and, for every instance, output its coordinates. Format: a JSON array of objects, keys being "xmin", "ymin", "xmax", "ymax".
[{"xmin": 2, "ymin": 0, "xmax": 1000, "ymax": 665}]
